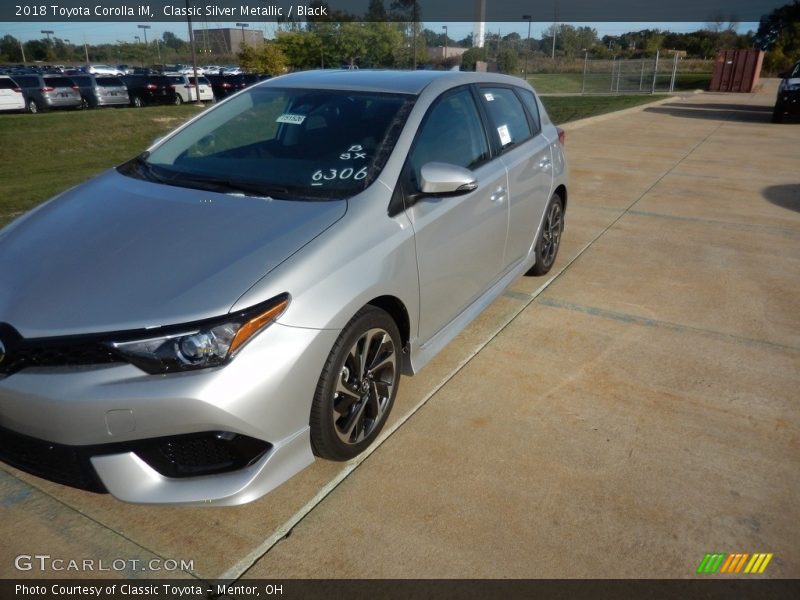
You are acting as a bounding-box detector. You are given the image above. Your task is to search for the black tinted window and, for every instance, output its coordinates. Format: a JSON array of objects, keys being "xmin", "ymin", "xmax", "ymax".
[
  {"xmin": 15, "ymin": 76, "xmax": 37, "ymax": 87},
  {"xmin": 96, "ymin": 77, "xmax": 122, "ymax": 86},
  {"xmin": 72, "ymin": 76, "xmax": 92, "ymax": 86},
  {"xmin": 0, "ymin": 78, "xmax": 16, "ymax": 89},
  {"xmin": 409, "ymin": 88, "xmax": 489, "ymax": 184},
  {"xmin": 45, "ymin": 77, "xmax": 74, "ymax": 88},
  {"xmin": 479, "ymin": 87, "xmax": 532, "ymax": 148},
  {"xmin": 516, "ymin": 89, "xmax": 542, "ymax": 135}
]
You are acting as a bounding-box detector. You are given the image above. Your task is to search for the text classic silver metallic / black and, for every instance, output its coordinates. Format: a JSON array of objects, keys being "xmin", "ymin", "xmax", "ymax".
[{"xmin": 0, "ymin": 70, "xmax": 568, "ymax": 505}]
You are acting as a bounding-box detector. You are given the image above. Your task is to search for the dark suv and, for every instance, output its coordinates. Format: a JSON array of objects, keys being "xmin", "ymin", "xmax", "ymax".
[
  {"xmin": 206, "ymin": 74, "xmax": 269, "ymax": 101},
  {"xmin": 12, "ymin": 74, "xmax": 82, "ymax": 113},
  {"xmin": 121, "ymin": 74, "xmax": 178, "ymax": 107},
  {"xmin": 773, "ymin": 60, "xmax": 800, "ymax": 123}
]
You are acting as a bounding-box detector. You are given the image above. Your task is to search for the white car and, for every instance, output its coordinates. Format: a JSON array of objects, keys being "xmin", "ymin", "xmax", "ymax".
[
  {"xmin": 87, "ymin": 64, "xmax": 123, "ymax": 76},
  {"xmin": 0, "ymin": 76, "xmax": 25, "ymax": 112},
  {"xmin": 165, "ymin": 73, "xmax": 214, "ymax": 104}
]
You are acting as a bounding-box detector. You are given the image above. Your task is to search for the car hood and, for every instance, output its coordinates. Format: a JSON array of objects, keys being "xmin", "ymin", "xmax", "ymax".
[{"xmin": 0, "ymin": 170, "xmax": 346, "ymax": 338}]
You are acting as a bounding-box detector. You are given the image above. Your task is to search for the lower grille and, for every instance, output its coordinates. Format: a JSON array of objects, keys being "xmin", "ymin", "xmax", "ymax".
[
  {"xmin": 0, "ymin": 427, "xmax": 106, "ymax": 492},
  {"xmin": 0, "ymin": 427, "xmax": 271, "ymax": 492}
]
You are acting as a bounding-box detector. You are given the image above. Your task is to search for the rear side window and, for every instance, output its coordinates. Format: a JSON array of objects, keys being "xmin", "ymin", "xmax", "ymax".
[
  {"xmin": 791, "ymin": 63, "xmax": 800, "ymax": 78},
  {"xmin": 96, "ymin": 77, "xmax": 122, "ymax": 86},
  {"xmin": 168, "ymin": 76, "xmax": 184, "ymax": 84},
  {"xmin": 478, "ymin": 87, "xmax": 532, "ymax": 149},
  {"xmin": 0, "ymin": 78, "xmax": 16, "ymax": 89},
  {"xmin": 408, "ymin": 88, "xmax": 489, "ymax": 186},
  {"xmin": 45, "ymin": 77, "xmax": 74, "ymax": 88},
  {"xmin": 15, "ymin": 76, "xmax": 37, "ymax": 87},
  {"xmin": 516, "ymin": 88, "xmax": 542, "ymax": 135}
]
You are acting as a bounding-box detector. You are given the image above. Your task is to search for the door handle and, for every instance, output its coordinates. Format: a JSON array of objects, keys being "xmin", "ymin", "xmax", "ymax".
[{"xmin": 490, "ymin": 186, "xmax": 506, "ymax": 203}]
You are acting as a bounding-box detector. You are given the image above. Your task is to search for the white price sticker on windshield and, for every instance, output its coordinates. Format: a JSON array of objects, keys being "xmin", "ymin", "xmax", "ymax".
[
  {"xmin": 276, "ymin": 113, "xmax": 306, "ymax": 125},
  {"xmin": 484, "ymin": 93, "xmax": 495, "ymax": 101},
  {"xmin": 497, "ymin": 124, "xmax": 512, "ymax": 146}
]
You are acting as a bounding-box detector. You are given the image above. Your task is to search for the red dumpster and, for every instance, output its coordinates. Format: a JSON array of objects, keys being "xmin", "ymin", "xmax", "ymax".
[{"xmin": 709, "ymin": 49, "xmax": 765, "ymax": 93}]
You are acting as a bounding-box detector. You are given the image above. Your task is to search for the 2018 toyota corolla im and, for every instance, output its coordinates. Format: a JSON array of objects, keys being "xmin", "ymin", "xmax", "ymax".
[{"xmin": 0, "ymin": 70, "xmax": 567, "ymax": 505}]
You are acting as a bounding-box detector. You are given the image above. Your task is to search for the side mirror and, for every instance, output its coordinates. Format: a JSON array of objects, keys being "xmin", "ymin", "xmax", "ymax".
[{"xmin": 419, "ymin": 162, "xmax": 478, "ymax": 195}]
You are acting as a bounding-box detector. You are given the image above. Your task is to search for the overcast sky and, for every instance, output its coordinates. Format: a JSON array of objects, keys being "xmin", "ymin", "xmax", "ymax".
[{"xmin": 1, "ymin": 21, "xmax": 759, "ymax": 45}]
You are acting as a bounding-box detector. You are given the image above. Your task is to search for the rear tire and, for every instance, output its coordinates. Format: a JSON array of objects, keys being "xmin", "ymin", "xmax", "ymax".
[
  {"xmin": 132, "ymin": 96, "xmax": 143, "ymax": 108},
  {"xmin": 80, "ymin": 96, "xmax": 90, "ymax": 110},
  {"xmin": 310, "ymin": 306, "xmax": 401, "ymax": 461},
  {"xmin": 27, "ymin": 99, "xmax": 39, "ymax": 114},
  {"xmin": 174, "ymin": 95, "xmax": 183, "ymax": 105},
  {"xmin": 527, "ymin": 193, "xmax": 564, "ymax": 276}
]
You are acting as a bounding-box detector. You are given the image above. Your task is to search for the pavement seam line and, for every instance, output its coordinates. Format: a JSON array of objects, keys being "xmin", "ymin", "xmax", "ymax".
[
  {"xmin": 536, "ymin": 297, "xmax": 800, "ymax": 353},
  {"xmin": 223, "ymin": 101, "xmax": 731, "ymax": 582},
  {"xmin": 0, "ymin": 467, "xmax": 202, "ymax": 580}
]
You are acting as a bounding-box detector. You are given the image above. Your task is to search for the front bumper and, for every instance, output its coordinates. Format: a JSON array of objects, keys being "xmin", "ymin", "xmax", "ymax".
[
  {"xmin": 776, "ymin": 88, "xmax": 800, "ymax": 114},
  {"xmin": 0, "ymin": 322, "xmax": 339, "ymax": 505}
]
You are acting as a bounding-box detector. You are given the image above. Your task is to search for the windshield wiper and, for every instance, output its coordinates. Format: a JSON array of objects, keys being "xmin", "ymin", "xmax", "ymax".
[{"xmin": 160, "ymin": 175, "xmax": 289, "ymax": 199}]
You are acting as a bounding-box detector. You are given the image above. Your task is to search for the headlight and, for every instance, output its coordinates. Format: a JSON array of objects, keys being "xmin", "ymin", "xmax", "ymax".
[{"xmin": 109, "ymin": 294, "xmax": 289, "ymax": 374}]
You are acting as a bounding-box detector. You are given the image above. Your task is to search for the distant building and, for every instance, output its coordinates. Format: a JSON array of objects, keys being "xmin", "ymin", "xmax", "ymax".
[
  {"xmin": 193, "ymin": 28, "xmax": 264, "ymax": 55},
  {"xmin": 428, "ymin": 46, "xmax": 469, "ymax": 62}
]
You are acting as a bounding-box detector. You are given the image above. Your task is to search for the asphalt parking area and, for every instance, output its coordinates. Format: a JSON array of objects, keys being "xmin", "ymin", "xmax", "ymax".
[{"xmin": 1, "ymin": 81, "xmax": 797, "ymax": 581}]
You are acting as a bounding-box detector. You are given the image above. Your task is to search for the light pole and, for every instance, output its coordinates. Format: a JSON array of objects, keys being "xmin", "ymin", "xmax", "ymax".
[
  {"xmin": 186, "ymin": 0, "xmax": 202, "ymax": 106},
  {"xmin": 236, "ymin": 22, "xmax": 249, "ymax": 50},
  {"xmin": 442, "ymin": 25, "xmax": 448, "ymax": 62},
  {"xmin": 41, "ymin": 30, "xmax": 54, "ymax": 42},
  {"xmin": 521, "ymin": 15, "xmax": 532, "ymax": 80}
]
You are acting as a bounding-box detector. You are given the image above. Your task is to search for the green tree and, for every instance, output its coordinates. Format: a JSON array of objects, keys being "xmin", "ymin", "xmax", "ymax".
[
  {"xmin": 0, "ymin": 34, "xmax": 23, "ymax": 62},
  {"xmin": 276, "ymin": 30, "xmax": 323, "ymax": 69},
  {"xmin": 461, "ymin": 46, "xmax": 487, "ymax": 71},
  {"xmin": 496, "ymin": 47, "xmax": 519, "ymax": 74},
  {"xmin": 237, "ymin": 42, "xmax": 287, "ymax": 75}
]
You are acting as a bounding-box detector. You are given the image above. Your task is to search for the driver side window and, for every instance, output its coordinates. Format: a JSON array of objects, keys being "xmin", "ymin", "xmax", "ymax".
[{"xmin": 408, "ymin": 88, "xmax": 489, "ymax": 190}]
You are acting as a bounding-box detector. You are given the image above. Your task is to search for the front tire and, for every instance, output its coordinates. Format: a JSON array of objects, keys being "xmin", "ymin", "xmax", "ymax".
[
  {"xmin": 131, "ymin": 96, "xmax": 143, "ymax": 108},
  {"xmin": 310, "ymin": 306, "xmax": 401, "ymax": 461},
  {"xmin": 528, "ymin": 193, "xmax": 564, "ymax": 276},
  {"xmin": 27, "ymin": 99, "xmax": 39, "ymax": 114},
  {"xmin": 174, "ymin": 95, "xmax": 183, "ymax": 105},
  {"xmin": 772, "ymin": 102, "xmax": 784, "ymax": 123}
]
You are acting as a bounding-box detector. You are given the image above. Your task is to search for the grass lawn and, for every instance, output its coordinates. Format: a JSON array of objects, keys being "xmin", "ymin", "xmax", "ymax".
[
  {"xmin": 1, "ymin": 94, "xmax": 661, "ymax": 227},
  {"xmin": 0, "ymin": 105, "xmax": 205, "ymax": 227},
  {"xmin": 541, "ymin": 95, "xmax": 664, "ymax": 125},
  {"xmin": 527, "ymin": 72, "xmax": 711, "ymax": 94}
]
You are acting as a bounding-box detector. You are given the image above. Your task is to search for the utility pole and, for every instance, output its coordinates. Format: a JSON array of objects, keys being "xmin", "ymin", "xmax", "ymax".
[
  {"xmin": 137, "ymin": 25, "xmax": 151, "ymax": 66},
  {"xmin": 442, "ymin": 25, "xmax": 448, "ymax": 62},
  {"xmin": 522, "ymin": 14, "xmax": 532, "ymax": 80},
  {"xmin": 20, "ymin": 39, "xmax": 27, "ymax": 65},
  {"xmin": 83, "ymin": 34, "xmax": 89, "ymax": 66}
]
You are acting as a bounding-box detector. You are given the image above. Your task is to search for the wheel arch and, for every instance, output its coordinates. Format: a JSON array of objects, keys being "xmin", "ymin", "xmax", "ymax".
[
  {"xmin": 366, "ymin": 295, "xmax": 411, "ymax": 373},
  {"xmin": 554, "ymin": 183, "xmax": 567, "ymax": 214}
]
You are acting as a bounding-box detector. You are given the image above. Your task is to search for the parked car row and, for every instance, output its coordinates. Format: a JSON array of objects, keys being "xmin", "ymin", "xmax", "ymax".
[{"xmin": 0, "ymin": 71, "xmax": 270, "ymax": 113}]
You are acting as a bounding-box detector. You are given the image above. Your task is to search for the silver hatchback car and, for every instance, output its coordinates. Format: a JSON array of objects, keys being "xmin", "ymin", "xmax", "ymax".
[{"xmin": 0, "ymin": 70, "xmax": 567, "ymax": 505}]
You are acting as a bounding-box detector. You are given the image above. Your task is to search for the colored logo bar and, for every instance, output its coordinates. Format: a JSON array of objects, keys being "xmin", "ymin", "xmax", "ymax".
[{"xmin": 697, "ymin": 553, "xmax": 773, "ymax": 574}]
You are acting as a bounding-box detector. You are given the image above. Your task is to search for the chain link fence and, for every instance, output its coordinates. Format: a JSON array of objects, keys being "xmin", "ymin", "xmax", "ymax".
[
  {"xmin": 582, "ymin": 53, "xmax": 680, "ymax": 94},
  {"xmin": 523, "ymin": 55, "xmax": 712, "ymax": 96}
]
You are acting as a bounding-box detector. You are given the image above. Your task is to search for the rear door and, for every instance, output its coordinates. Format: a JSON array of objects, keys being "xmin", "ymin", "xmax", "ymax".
[
  {"xmin": 95, "ymin": 76, "xmax": 128, "ymax": 101},
  {"xmin": 404, "ymin": 86, "xmax": 510, "ymax": 343},
  {"xmin": 477, "ymin": 86, "xmax": 554, "ymax": 268},
  {"xmin": 0, "ymin": 78, "xmax": 24, "ymax": 111}
]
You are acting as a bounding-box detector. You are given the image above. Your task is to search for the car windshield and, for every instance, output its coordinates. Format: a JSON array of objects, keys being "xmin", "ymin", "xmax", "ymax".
[{"xmin": 122, "ymin": 86, "xmax": 414, "ymax": 201}]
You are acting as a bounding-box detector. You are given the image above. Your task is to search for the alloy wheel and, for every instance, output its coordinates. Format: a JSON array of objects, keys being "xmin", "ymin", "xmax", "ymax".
[{"xmin": 332, "ymin": 327, "xmax": 397, "ymax": 445}]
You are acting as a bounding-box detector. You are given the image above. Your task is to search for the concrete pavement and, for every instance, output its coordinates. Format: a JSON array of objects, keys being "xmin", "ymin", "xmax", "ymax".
[{"xmin": 1, "ymin": 81, "xmax": 797, "ymax": 581}]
